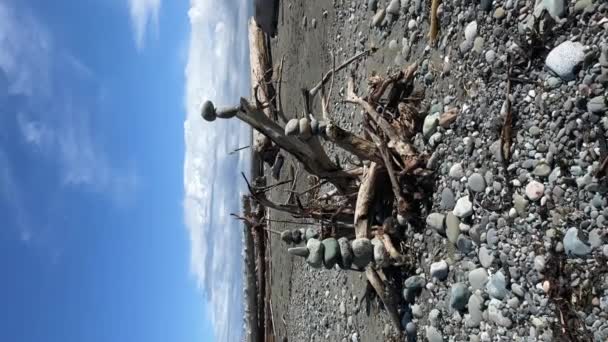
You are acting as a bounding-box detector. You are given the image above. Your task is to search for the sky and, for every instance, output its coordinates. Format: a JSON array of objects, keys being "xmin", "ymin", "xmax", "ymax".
[{"xmin": 0, "ymin": 0, "xmax": 251, "ymax": 341}]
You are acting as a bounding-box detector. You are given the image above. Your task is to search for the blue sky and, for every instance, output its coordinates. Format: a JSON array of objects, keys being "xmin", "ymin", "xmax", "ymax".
[{"xmin": 0, "ymin": 0, "xmax": 251, "ymax": 341}]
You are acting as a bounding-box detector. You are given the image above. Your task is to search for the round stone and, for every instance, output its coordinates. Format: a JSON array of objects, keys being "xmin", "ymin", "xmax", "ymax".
[
  {"xmin": 449, "ymin": 163, "xmax": 465, "ymax": 179},
  {"xmin": 446, "ymin": 213, "xmax": 460, "ymax": 243},
  {"xmin": 306, "ymin": 238, "xmax": 324, "ymax": 268},
  {"xmin": 291, "ymin": 229, "xmax": 302, "ymax": 244},
  {"xmin": 285, "ymin": 118, "xmax": 300, "ymax": 136},
  {"xmin": 299, "ymin": 118, "xmax": 312, "ymax": 139},
  {"xmin": 478, "ymin": 246, "xmax": 494, "ymax": 268},
  {"xmin": 468, "ymin": 173, "xmax": 486, "ymax": 192},
  {"xmin": 468, "ymin": 267, "xmax": 488, "ymax": 290},
  {"xmin": 450, "ymin": 283, "xmax": 470, "ymax": 311},
  {"xmin": 351, "ymin": 238, "xmax": 373, "ymax": 269},
  {"xmin": 338, "ymin": 237, "xmax": 353, "ymax": 269},
  {"xmin": 440, "ymin": 188, "xmax": 456, "ymax": 210},
  {"xmin": 464, "ymin": 21, "xmax": 478, "ymax": 41},
  {"xmin": 322, "ymin": 238, "xmax": 340, "ymax": 269},
  {"xmin": 545, "ymin": 41, "xmax": 585, "ymax": 80},
  {"xmin": 563, "ymin": 227, "xmax": 592, "ymax": 258},
  {"xmin": 288, "ymin": 246, "xmax": 310, "ymax": 258},
  {"xmin": 534, "ymin": 163, "xmax": 552, "ymax": 177},
  {"xmin": 525, "ymin": 180, "xmax": 545, "ymax": 201},
  {"xmin": 453, "ymin": 196, "xmax": 473, "ymax": 218},
  {"xmin": 371, "ymin": 237, "xmax": 388, "ymax": 268},
  {"xmin": 426, "ymin": 213, "xmax": 445, "ymax": 232},
  {"xmin": 201, "ymin": 100, "xmax": 216, "ymax": 121},
  {"xmin": 430, "ymin": 260, "xmax": 449, "ymax": 281},
  {"xmin": 305, "ymin": 228, "xmax": 319, "ymax": 241},
  {"xmin": 486, "ymin": 271, "xmax": 507, "ymax": 300},
  {"xmin": 280, "ymin": 230, "xmax": 292, "ymax": 244}
]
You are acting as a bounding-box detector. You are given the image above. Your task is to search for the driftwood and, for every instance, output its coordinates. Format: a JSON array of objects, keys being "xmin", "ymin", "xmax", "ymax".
[
  {"xmin": 325, "ymin": 122, "xmax": 382, "ymax": 164},
  {"xmin": 429, "ymin": 0, "xmax": 441, "ymax": 46},
  {"xmin": 242, "ymin": 198, "xmax": 261, "ymax": 342},
  {"xmin": 365, "ymin": 268, "xmax": 403, "ymax": 333},
  {"xmin": 354, "ymin": 163, "xmax": 380, "ymax": 239}
]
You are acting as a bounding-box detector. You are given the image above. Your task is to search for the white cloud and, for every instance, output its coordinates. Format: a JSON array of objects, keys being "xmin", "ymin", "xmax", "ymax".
[
  {"xmin": 0, "ymin": 1, "xmax": 139, "ymax": 239},
  {"xmin": 128, "ymin": 0, "xmax": 161, "ymax": 50},
  {"xmin": 183, "ymin": 0, "xmax": 252, "ymax": 340}
]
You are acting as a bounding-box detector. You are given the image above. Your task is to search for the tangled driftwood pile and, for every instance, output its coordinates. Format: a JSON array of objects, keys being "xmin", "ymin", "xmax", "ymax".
[{"xmin": 200, "ymin": 15, "xmax": 461, "ymax": 340}]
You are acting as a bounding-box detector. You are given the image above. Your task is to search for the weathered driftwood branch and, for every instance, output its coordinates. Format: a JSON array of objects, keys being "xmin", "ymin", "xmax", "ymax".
[
  {"xmin": 308, "ymin": 48, "xmax": 376, "ymax": 99},
  {"xmin": 242, "ymin": 198, "xmax": 260, "ymax": 342},
  {"xmin": 325, "ymin": 122, "xmax": 382, "ymax": 164},
  {"xmin": 354, "ymin": 163, "xmax": 380, "ymax": 239},
  {"xmin": 365, "ymin": 268, "xmax": 403, "ymax": 333}
]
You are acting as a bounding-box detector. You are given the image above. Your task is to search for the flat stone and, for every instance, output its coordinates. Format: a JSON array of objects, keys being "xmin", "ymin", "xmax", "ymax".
[
  {"xmin": 322, "ymin": 238, "xmax": 340, "ymax": 269},
  {"xmin": 425, "ymin": 326, "xmax": 443, "ymax": 342},
  {"xmin": 288, "ymin": 247, "xmax": 309, "ymax": 258},
  {"xmin": 478, "ymin": 246, "xmax": 494, "ymax": 268},
  {"xmin": 526, "ymin": 180, "xmax": 545, "ymax": 201},
  {"xmin": 573, "ymin": 0, "xmax": 592, "ymax": 13},
  {"xmin": 404, "ymin": 275, "xmax": 426, "ymax": 290},
  {"xmin": 466, "ymin": 293, "xmax": 484, "ymax": 328},
  {"xmin": 564, "ymin": 227, "xmax": 592, "ymax": 258},
  {"xmin": 453, "ymin": 196, "xmax": 473, "ymax": 218},
  {"xmin": 486, "ymin": 271, "xmax": 507, "ymax": 299},
  {"xmin": 306, "ymin": 238, "xmax": 324, "ymax": 268},
  {"xmin": 468, "ymin": 173, "xmax": 486, "ymax": 192},
  {"xmin": 464, "ymin": 21, "xmax": 478, "ymax": 41},
  {"xmin": 534, "ymin": 255, "xmax": 546, "ymax": 272},
  {"xmin": 450, "ymin": 283, "xmax": 470, "ymax": 311},
  {"xmin": 423, "ymin": 113, "xmax": 440, "ymax": 138},
  {"xmin": 338, "ymin": 237, "xmax": 353, "ymax": 269},
  {"xmin": 440, "ymin": 188, "xmax": 456, "ymax": 210},
  {"xmin": 387, "ymin": 0, "xmax": 401, "ymax": 15},
  {"xmin": 430, "ymin": 260, "xmax": 449, "ymax": 281},
  {"xmin": 493, "ymin": 7, "xmax": 506, "ymax": 19},
  {"xmin": 449, "ymin": 163, "xmax": 465, "ymax": 179},
  {"xmin": 426, "ymin": 213, "xmax": 446, "ymax": 232},
  {"xmin": 589, "ymin": 229, "xmax": 603, "ymax": 248},
  {"xmin": 457, "ymin": 235, "xmax": 474, "ymax": 254},
  {"xmin": 513, "ymin": 193, "xmax": 529, "ymax": 216},
  {"xmin": 388, "ymin": 39, "xmax": 398, "ymax": 50},
  {"xmin": 488, "ymin": 299, "xmax": 512, "ymax": 327},
  {"xmin": 588, "ymin": 96, "xmax": 607, "ymax": 114},
  {"xmin": 534, "ymin": 163, "xmax": 552, "ymax": 177},
  {"xmin": 446, "ymin": 213, "xmax": 460, "ymax": 243},
  {"xmin": 352, "ymin": 238, "xmax": 373, "ymax": 268},
  {"xmin": 468, "ymin": 267, "xmax": 488, "ymax": 290},
  {"xmin": 542, "ymin": 0, "xmax": 566, "ymax": 18},
  {"xmin": 545, "ymin": 41, "xmax": 585, "ymax": 80},
  {"xmin": 411, "ymin": 304, "xmax": 423, "ymax": 318},
  {"xmin": 299, "ymin": 118, "xmax": 312, "ymax": 139},
  {"xmin": 486, "ymin": 228, "xmax": 498, "ymax": 247}
]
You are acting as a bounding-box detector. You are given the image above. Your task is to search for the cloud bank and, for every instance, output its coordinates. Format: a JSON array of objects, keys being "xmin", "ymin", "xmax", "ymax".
[
  {"xmin": 128, "ymin": 0, "xmax": 161, "ymax": 50},
  {"xmin": 183, "ymin": 0, "xmax": 252, "ymax": 341}
]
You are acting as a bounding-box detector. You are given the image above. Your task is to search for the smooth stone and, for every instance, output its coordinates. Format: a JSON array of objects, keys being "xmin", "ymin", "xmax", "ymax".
[
  {"xmin": 534, "ymin": 255, "xmax": 546, "ymax": 272},
  {"xmin": 411, "ymin": 304, "xmax": 423, "ymax": 318},
  {"xmin": 405, "ymin": 322, "xmax": 416, "ymax": 336},
  {"xmin": 291, "ymin": 229, "xmax": 302, "ymax": 244},
  {"xmin": 440, "ymin": 188, "xmax": 456, "ymax": 210},
  {"xmin": 588, "ymin": 96, "xmax": 607, "ymax": 114},
  {"xmin": 351, "ymin": 238, "xmax": 373, "ymax": 268},
  {"xmin": 201, "ymin": 100, "xmax": 216, "ymax": 121},
  {"xmin": 450, "ymin": 283, "xmax": 471, "ymax": 311},
  {"xmin": 468, "ymin": 173, "xmax": 486, "ymax": 192},
  {"xmin": 430, "ymin": 260, "xmax": 449, "ymax": 281},
  {"xmin": 545, "ymin": 41, "xmax": 585, "ymax": 80},
  {"xmin": 589, "ymin": 229, "xmax": 603, "ymax": 248},
  {"xmin": 372, "ymin": 9, "xmax": 386, "ymax": 27},
  {"xmin": 457, "ymin": 235, "xmax": 474, "ymax": 254},
  {"xmin": 525, "ymin": 180, "xmax": 545, "ymax": 201},
  {"xmin": 464, "ymin": 21, "xmax": 478, "ymax": 41},
  {"xmin": 306, "ymin": 238, "xmax": 324, "ymax": 268},
  {"xmin": 466, "ymin": 293, "xmax": 484, "ymax": 328},
  {"xmin": 281, "ymin": 230, "xmax": 293, "ymax": 244},
  {"xmin": 534, "ymin": 163, "xmax": 552, "ymax": 177},
  {"xmin": 425, "ymin": 326, "xmax": 443, "ymax": 342},
  {"xmin": 507, "ymin": 297, "xmax": 520, "ymax": 309},
  {"xmin": 453, "ymin": 196, "xmax": 473, "ymax": 218},
  {"xmin": 473, "ymin": 37, "xmax": 484, "ymax": 54},
  {"xmin": 427, "ymin": 213, "xmax": 446, "ymax": 233},
  {"xmin": 368, "ymin": 0, "xmax": 379, "ymax": 11},
  {"xmin": 449, "ymin": 163, "xmax": 465, "ymax": 179},
  {"xmin": 488, "ymin": 299, "xmax": 512, "ymax": 327},
  {"xmin": 446, "ymin": 213, "xmax": 460, "ymax": 243},
  {"xmin": 299, "ymin": 118, "xmax": 312, "ymax": 139},
  {"xmin": 338, "ymin": 237, "xmax": 353, "ymax": 269},
  {"xmin": 480, "ymin": 0, "xmax": 492, "ymax": 11},
  {"xmin": 486, "ymin": 228, "xmax": 498, "ymax": 247},
  {"xmin": 486, "ymin": 271, "xmax": 507, "ymax": 300},
  {"xmin": 285, "ymin": 118, "xmax": 300, "ymax": 136},
  {"xmin": 322, "ymin": 238, "xmax": 340, "ymax": 269},
  {"xmin": 387, "ymin": 0, "xmax": 401, "ymax": 15},
  {"xmin": 485, "ymin": 50, "xmax": 496, "ymax": 64},
  {"xmin": 371, "ymin": 237, "xmax": 389, "ymax": 268},
  {"xmin": 478, "ymin": 246, "xmax": 494, "ymax": 268},
  {"xmin": 288, "ymin": 247, "xmax": 310, "ymax": 258},
  {"xmin": 423, "ymin": 113, "xmax": 440, "ymax": 138},
  {"xmin": 564, "ymin": 227, "xmax": 592, "ymax": 258},
  {"xmin": 404, "ymin": 275, "xmax": 426, "ymax": 290},
  {"xmin": 512, "ymin": 284, "xmax": 525, "ymax": 297},
  {"xmin": 574, "ymin": 0, "xmax": 592, "ymax": 13},
  {"xmin": 305, "ymin": 228, "xmax": 319, "ymax": 240},
  {"xmin": 493, "ymin": 7, "xmax": 506, "ymax": 19},
  {"xmin": 388, "ymin": 39, "xmax": 398, "ymax": 50},
  {"xmin": 468, "ymin": 268, "xmax": 488, "ymax": 290},
  {"xmin": 513, "ymin": 193, "xmax": 529, "ymax": 216},
  {"xmin": 542, "ymin": 0, "xmax": 566, "ymax": 18}
]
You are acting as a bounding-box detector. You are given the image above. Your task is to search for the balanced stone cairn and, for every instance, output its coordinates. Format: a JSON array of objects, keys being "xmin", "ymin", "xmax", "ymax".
[
  {"xmin": 284, "ymin": 115, "xmax": 327, "ymax": 139},
  {"xmin": 283, "ymin": 228, "xmax": 389, "ymax": 270}
]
